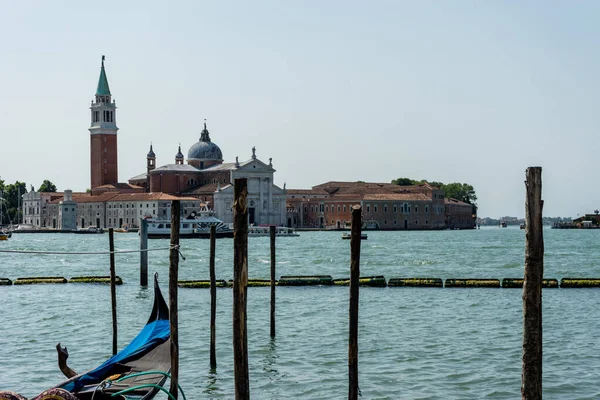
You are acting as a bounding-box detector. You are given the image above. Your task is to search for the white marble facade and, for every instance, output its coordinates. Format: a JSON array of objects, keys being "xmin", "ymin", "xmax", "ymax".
[{"xmin": 213, "ymin": 153, "xmax": 286, "ymax": 226}]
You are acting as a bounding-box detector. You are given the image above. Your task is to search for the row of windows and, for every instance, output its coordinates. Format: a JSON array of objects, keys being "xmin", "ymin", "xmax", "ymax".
[
  {"xmin": 330, "ymin": 219, "xmax": 433, "ymax": 226},
  {"xmin": 304, "ymin": 204, "xmax": 432, "ymax": 214},
  {"xmin": 108, "ymin": 203, "xmax": 158, "ymax": 209},
  {"xmin": 366, "ymin": 204, "xmax": 429, "ymax": 214}
]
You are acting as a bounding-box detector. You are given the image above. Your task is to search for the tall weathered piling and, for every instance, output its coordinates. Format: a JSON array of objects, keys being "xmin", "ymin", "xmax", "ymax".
[
  {"xmin": 270, "ymin": 225, "xmax": 276, "ymax": 338},
  {"xmin": 140, "ymin": 218, "xmax": 148, "ymax": 286},
  {"xmin": 349, "ymin": 205, "xmax": 361, "ymax": 400},
  {"xmin": 522, "ymin": 167, "xmax": 543, "ymax": 400},
  {"xmin": 169, "ymin": 200, "xmax": 181, "ymax": 398},
  {"xmin": 210, "ymin": 224, "xmax": 217, "ymax": 369},
  {"xmin": 233, "ymin": 178, "xmax": 249, "ymax": 399},
  {"xmin": 108, "ymin": 228, "xmax": 117, "ymax": 356}
]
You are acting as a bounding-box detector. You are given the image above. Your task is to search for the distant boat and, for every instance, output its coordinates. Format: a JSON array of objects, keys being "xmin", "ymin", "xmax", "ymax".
[
  {"xmin": 344, "ymin": 220, "xmax": 379, "ymax": 231},
  {"xmin": 500, "ymin": 222, "xmax": 508, "ymax": 228},
  {"xmin": 146, "ymin": 206, "xmax": 233, "ymax": 239},
  {"xmin": 520, "ymin": 224, "xmax": 525, "ymax": 229},
  {"xmin": 342, "ymin": 232, "xmax": 368, "ymax": 240},
  {"xmin": 74, "ymin": 226, "xmax": 104, "ymax": 234},
  {"xmin": 247, "ymin": 225, "xmax": 299, "ymax": 237}
]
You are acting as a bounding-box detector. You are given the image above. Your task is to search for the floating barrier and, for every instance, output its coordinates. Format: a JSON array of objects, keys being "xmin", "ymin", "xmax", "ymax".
[
  {"xmin": 388, "ymin": 278, "xmax": 443, "ymax": 287},
  {"xmin": 0, "ymin": 278, "xmax": 12, "ymax": 286},
  {"xmin": 501, "ymin": 278, "xmax": 559, "ymax": 288},
  {"xmin": 14, "ymin": 276, "xmax": 67, "ymax": 285},
  {"xmin": 69, "ymin": 276, "xmax": 123, "ymax": 285},
  {"xmin": 333, "ymin": 276, "xmax": 387, "ymax": 287},
  {"xmin": 560, "ymin": 278, "xmax": 600, "ymax": 288},
  {"xmin": 246, "ymin": 279, "xmax": 273, "ymax": 287},
  {"xmin": 278, "ymin": 275, "xmax": 334, "ymax": 286},
  {"xmin": 445, "ymin": 279, "xmax": 500, "ymax": 288},
  {"xmin": 178, "ymin": 280, "xmax": 228, "ymax": 288}
]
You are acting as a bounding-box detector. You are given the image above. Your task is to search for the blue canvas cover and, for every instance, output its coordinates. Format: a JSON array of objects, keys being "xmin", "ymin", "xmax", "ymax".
[
  {"xmin": 59, "ymin": 275, "xmax": 170, "ymax": 393},
  {"xmin": 60, "ymin": 320, "xmax": 169, "ymax": 392}
]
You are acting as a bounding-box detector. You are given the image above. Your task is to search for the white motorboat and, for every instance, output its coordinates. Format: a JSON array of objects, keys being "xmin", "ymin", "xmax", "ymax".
[
  {"xmin": 247, "ymin": 225, "xmax": 299, "ymax": 237},
  {"xmin": 341, "ymin": 232, "xmax": 368, "ymax": 240},
  {"xmin": 145, "ymin": 208, "xmax": 233, "ymax": 239}
]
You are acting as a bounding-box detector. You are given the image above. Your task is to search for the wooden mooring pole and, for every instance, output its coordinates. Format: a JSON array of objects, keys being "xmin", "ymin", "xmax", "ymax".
[
  {"xmin": 109, "ymin": 227, "xmax": 118, "ymax": 356},
  {"xmin": 140, "ymin": 218, "xmax": 148, "ymax": 287},
  {"xmin": 522, "ymin": 167, "xmax": 544, "ymax": 400},
  {"xmin": 169, "ymin": 200, "xmax": 181, "ymax": 399},
  {"xmin": 270, "ymin": 225, "xmax": 276, "ymax": 338},
  {"xmin": 210, "ymin": 224, "xmax": 217, "ymax": 369},
  {"xmin": 233, "ymin": 178, "xmax": 249, "ymax": 399},
  {"xmin": 349, "ymin": 205, "xmax": 361, "ymax": 400}
]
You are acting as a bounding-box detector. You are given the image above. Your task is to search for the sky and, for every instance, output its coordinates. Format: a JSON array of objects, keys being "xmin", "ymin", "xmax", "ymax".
[{"xmin": 0, "ymin": 1, "xmax": 598, "ymax": 219}]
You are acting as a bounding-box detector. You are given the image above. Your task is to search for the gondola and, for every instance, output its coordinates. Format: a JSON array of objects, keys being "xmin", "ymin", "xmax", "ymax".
[{"xmin": 0, "ymin": 274, "xmax": 173, "ymax": 400}]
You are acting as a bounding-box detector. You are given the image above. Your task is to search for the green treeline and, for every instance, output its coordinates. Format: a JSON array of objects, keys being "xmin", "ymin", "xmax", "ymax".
[
  {"xmin": 0, "ymin": 179, "xmax": 57, "ymax": 224},
  {"xmin": 391, "ymin": 178, "xmax": 478, "ymax": 213}
]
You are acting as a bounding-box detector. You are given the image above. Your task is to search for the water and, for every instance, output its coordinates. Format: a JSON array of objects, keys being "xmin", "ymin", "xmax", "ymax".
[{"xmin": 1, "ymin": 227, "xmax": 600, "ymax": 399}]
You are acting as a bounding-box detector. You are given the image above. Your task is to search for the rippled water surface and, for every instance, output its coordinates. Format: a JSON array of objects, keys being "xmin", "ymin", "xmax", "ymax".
[{"xmin": 1, "ymin": 227, "xmax": 600, "ymax": 399}]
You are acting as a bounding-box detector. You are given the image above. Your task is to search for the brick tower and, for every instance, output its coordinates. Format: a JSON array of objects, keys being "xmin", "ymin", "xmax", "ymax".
[{"xmin": 89, "ymin": 56, "xmax": 119, "ymax": 189}]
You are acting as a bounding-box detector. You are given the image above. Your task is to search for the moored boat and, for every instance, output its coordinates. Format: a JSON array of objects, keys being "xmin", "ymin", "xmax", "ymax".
[
  {"xmin": 146, "ymin": 207, "xmax": 233, "ymax": 239},
  {"xmin": 0, "ymin": 274, "xmax": 175, "ymax": 400},
  {"xmin": 341, "ymin": 232, "xmax": 368, "ymax": 240},
  {"xmin": 247, "ymin": 225, "xmax": 299, "ymax": 237},
  {"xmin": 0, "ymin": 228, "xmax": 11, "ymax": 240},
  {"xmin": 73, "ymin": 227, "xmax": 104, "ymax": 234}
]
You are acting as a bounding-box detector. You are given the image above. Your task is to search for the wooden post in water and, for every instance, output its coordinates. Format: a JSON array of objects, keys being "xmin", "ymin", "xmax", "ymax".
[
  {"xmin": 140, "ymin": 218, "xmax": 148, "ymax": 287},
  {"xmin": 270, "ymin": 225, "xmax": 276, "ymax": 338},
  {"xmin": 233, "ymin": 178, "xmax": 249, "ymax": 400},
  {"xmin": 348, "ymin": 205, "xmax": 361, "ymax": 400},
  {"xmin": 108, "ymin": 228, "xmax": 118, "ymax": 356},
  {"xmin": 169, "ymin": 200, "xmax": 181, "ymax": 399},
  {"xmin": 210, "ymin": 224, "xmax": 217, "ymax": 369},
  {"xmin": 522, "ymin": 167, "xmax": 544, "ymax": 400}
]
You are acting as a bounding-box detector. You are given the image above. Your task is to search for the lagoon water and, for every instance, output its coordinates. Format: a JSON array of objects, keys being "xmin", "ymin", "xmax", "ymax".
[{"xmin": 1, "ymin": 227, "xmax": 600, "ymax": 399}]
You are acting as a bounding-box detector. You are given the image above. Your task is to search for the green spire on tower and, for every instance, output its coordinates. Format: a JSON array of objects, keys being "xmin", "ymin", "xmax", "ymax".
[{"xmin": 96, "ymin": 55, "xmax": 111, "ymax": 96}]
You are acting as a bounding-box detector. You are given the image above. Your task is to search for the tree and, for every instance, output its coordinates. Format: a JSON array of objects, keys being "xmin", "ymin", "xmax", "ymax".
[
  {"xmin": 0, "ymin": 178, "xmax": 5, "ymax": 225},
  {"xmin": 427, "ymin": 181, "xmax": 444, "ymax": 189},
  {"xmin": 392, "ymin": 177, "xmax": 478, "ymax": 215},
  {"xmin": 38, "ymin": 180, "xmax": 58, "ymax": 192},
  {"xmin": 443, "ymin": 182, "xmax": 477, "ymax": 204},
  {"xmin": 1, "ymin": 181, "xmax": 27, "ymax": 224},
  {"xmin": 391, "ymin": 177, "xmax": 416, "ymax": 186}
]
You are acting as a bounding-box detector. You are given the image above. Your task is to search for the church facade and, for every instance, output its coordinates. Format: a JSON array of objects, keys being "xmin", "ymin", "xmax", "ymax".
[{"xmin": 128, "ymin": 129, "xmax": 287, "ymax": 226}]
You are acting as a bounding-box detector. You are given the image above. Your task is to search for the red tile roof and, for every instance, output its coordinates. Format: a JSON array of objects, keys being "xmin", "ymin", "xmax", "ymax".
[
  {"xmin": 445, "ymin": 198, "xmax": 472, "ymax": 206},
  {"xmin": 287, "ymin": 188, "xmax": 329, "ymax": 196},
  {"xmin": 108, "ymin": 193, "xmax": 198, "ymax": 202},
  {"xmin": 49, "ymin": 192, "xmax": 199, "ymax": 204}
]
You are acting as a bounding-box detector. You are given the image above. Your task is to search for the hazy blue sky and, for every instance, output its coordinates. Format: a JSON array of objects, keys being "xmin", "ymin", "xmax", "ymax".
[{"xmin": 1, "ymin": 1, "xmax": 598, "ymax": 218}]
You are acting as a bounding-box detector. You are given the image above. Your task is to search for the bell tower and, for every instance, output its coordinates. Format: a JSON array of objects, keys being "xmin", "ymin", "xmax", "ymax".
[
  {"xmin": 89, "ymin": 55, "xmax": 119, "ymax": 189},
  {"xmin": 146, "ymin": 144, "xmax": 156, "ymax": 192}
]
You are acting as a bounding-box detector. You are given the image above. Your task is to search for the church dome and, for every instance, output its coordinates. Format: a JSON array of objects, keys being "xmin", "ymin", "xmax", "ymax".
[{"xmin": 187, "ymin": 122, "xmax": 223, "ymax": 161}]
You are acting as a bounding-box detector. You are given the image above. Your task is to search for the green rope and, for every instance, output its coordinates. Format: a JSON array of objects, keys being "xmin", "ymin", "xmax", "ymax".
[
  {"xmin": 113, "ymin": 371, "xmax": 187, "ymax": 400},
  {"xmin": 109, "ymin": 384, "xmax": 176, "ymax": 400}
]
